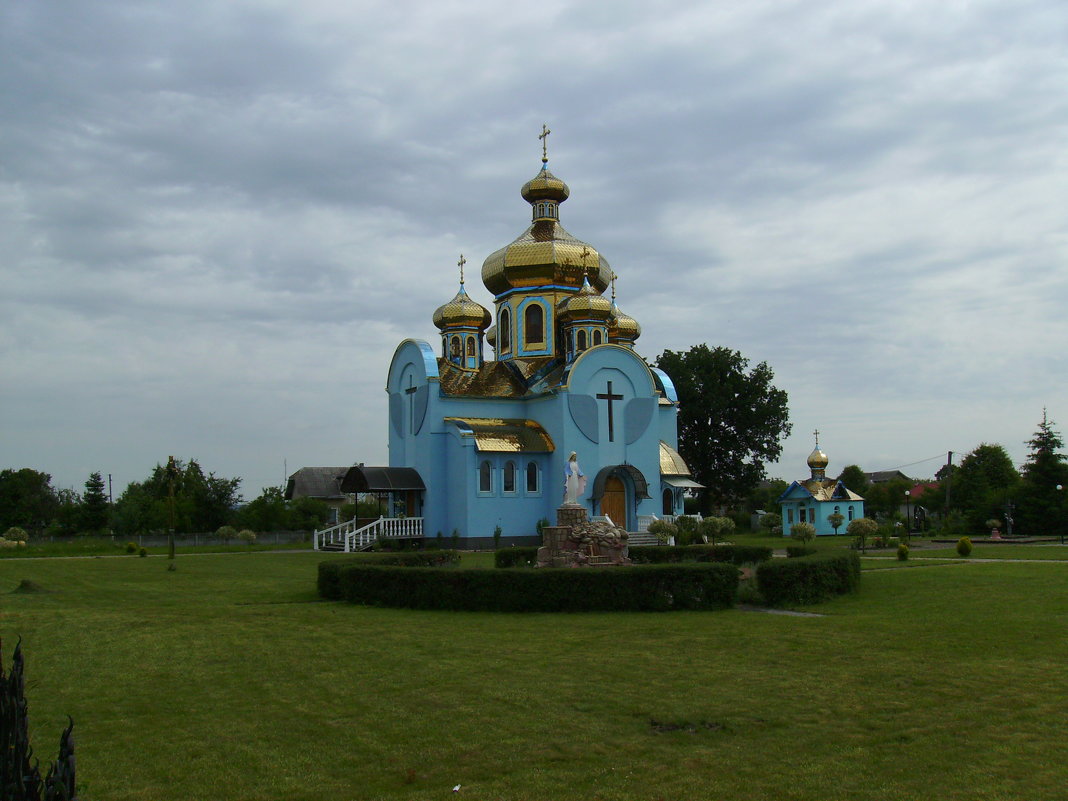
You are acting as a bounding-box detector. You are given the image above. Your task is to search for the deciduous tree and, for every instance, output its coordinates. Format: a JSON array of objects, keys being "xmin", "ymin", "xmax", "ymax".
[{"xmin": 655, "ymin": 344, "xmax": 791, "ymax": 513}]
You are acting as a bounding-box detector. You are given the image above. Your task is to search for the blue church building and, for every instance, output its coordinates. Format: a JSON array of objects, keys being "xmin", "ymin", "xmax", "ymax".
[
  {"xmin": 778, "ymin": 435, "xmax": 865, "ymax": 536},
  {"xmin": 330, "ymin": 140, "xmax": 699, "ymax": 549}
]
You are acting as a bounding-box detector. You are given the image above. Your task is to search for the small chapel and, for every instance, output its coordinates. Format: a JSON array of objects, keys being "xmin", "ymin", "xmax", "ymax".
[
  {"xmin": 777, "ymin": 432, "xmax": 865, "ymax": 536},
  {"xmin": 332, "ymin": 130, "xmax": 700, "ymax": 548}
]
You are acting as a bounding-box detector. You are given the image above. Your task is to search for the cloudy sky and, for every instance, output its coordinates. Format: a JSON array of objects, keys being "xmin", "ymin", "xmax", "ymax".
[{"xmin": 3, "ymin": 0, "xmax": 1066, "ymax": 500}]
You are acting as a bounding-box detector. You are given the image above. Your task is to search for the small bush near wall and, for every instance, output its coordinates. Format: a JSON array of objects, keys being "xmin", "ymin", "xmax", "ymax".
[
  {"xmin": 494, "ymin": 547, "xmax": 539, "ymax": 568},
  {"xmin": 628, "ymin": 544, "xmax": 773, "ymax": 566},
  {"xmin": 756, "ymin": 551, "xmax": 861, "ymax": 607},
  {"xmin": 320, "ymin": 563, "xmax": 739, "ymax": 612}
]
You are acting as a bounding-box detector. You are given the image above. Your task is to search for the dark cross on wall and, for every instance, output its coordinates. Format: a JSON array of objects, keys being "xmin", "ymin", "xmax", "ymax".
[
  {"xmin": 405, "ymin": 376, "xmax": 418, "ymax": 435},
  {"xmin": 596, "ymin": 380, "xmax": 624, "ymax": 442}
]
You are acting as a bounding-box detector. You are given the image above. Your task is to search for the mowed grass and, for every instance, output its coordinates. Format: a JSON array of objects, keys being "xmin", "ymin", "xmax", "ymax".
[{"xmin": 3, "ymin": 552, "xmax": 1068, "ymax": 800}]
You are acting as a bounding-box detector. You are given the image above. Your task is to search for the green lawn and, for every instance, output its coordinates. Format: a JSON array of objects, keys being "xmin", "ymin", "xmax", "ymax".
[{"xmin": 3, "ymin": 551, "xmax": 1068, "ymax": 800}]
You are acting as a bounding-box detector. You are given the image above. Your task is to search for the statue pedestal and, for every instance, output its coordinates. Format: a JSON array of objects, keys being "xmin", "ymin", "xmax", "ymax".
[{"xmin": 536, "ymin": 505, "xmax": 630, "ymax": 568}]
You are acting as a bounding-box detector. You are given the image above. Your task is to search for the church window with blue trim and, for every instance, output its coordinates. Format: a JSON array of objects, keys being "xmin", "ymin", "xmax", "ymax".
[{"xmin": 524, "ymin": 303, "xmax": 544, "ymax": 346}]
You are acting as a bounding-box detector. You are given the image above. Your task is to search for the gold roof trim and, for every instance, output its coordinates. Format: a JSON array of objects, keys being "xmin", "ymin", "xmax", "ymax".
[
  {"xmin": 659, "ymin": 441, "xmax": 692, "ymax": 476},
  {"xmin": 445, "ymin": 417, "xmax": 555, "ymax": 453}
]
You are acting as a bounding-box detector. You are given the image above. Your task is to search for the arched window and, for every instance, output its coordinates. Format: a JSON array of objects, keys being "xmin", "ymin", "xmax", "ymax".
[
  {"xmin": 499, "ymin": 309, "xmax": 511, "ymax": 353},
  {"xmin": 593, "ymin": 329, "xmax": 603, "ymax": 346},
  {"xmin": 479, "ymin": 461, "xmax": 492, "ymax": 493},
  {"xmin": 662, "ymin": 488, "xmax": 673, "ymax": 516},
  {"xmin": 526, "ymin": 461, "xmax": 539, "ymax": 493},
  {"xmin": 576, "ymin": 329, "xmax": 587, "ymax": 351},
  {"xmin": 466, "ymin": 337, "xmax": 475, "ymax": 357},
  {"xmin": 524, "ymin": 303, "xmax": 544, "ymax": 346},
  {"xmin": 848, "ymin": 505, "xmax": 855, "ymax": 521},
  {"xmin": 449, "ymin": 336, "xmax": 461, "ymax": 360},
  {"xmin": 503, "ymin": 461, "xmax": 516, "ymax": 493}
]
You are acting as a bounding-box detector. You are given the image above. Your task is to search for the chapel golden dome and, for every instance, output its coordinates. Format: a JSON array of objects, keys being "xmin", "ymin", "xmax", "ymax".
[
  {"xmin": 482, "ymin": 163, "xmax": 613, "ymax": 297},
  {"xmin": 432, "ymin": 284, "xmax": 491, "ymax": 331},
  {"xmin": 807, "ymin": 447, "xmax": 829, "ymax": 471},
  {"xmin": 558, "ymin": 276, "xmax": 613, "ymax": 323}
]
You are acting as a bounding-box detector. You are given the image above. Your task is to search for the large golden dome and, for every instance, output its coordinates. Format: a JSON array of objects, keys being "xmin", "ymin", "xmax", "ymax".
[
  {"xmin": 432, "ymin": 285, "xmax": 491, "ymax": 331},
  {"xmin": 558, "ymin": 276, "xmax": 613, "ymax": 323},
  {"xmin": 807, "ymin": 447, "xmax": 829, "ymax": 471},
  {"xmin": 482, "ymin": 164, "xmax": 613, "ymax": 297}
]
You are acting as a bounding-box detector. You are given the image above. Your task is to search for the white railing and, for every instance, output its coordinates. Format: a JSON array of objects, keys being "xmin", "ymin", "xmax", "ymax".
[{"xmin": 314, "ymin": 517, "xmax": 425, "ymax": 552}]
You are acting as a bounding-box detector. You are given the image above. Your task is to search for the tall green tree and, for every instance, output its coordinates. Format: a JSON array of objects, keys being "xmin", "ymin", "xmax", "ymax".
[
  {"xmin": 837, "ymin": 465, "xmax": 870, "ymax": 497},
  {"xmin": 655, "ymin": 344, "xmax": 791, "ymax": 513},
  {"xmin": 1016, "ymin": 411, "xmax": 1068, "ymax": 536},
  {"xmin": 81, "ymin": 471, "xmax": 110, "ymax": 533},
  {"xmin": 953, "ymin": 443, "xmax": 1019, "ymax": 531},
  {"xmin": 112, "ymin": 458, "xmax": 241, "ymax": 535},
  {"xmin": 0, "ymin": 468, "xmax": 59, "ymax": 532}
]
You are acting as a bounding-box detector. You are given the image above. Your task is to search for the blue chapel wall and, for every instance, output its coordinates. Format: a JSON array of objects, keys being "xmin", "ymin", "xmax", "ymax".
[{"xmin": 780, "ymin": 494, "xmax": 864, "ymax": 536}]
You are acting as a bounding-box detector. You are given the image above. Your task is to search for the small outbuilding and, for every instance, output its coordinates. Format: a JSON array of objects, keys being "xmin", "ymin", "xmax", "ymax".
[{"xmin": 778, "ymin": 435, "xmax": 865, "ymax": 536}]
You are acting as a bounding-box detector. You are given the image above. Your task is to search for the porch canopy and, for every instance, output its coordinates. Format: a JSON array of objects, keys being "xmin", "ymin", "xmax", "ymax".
[
  {"xmin": 590, "ymin": 464, "xmax": 651, "ymax": 503},
  {"xmin": 339, "ymin": 466, "xmax": 426, "ymax": 494}
]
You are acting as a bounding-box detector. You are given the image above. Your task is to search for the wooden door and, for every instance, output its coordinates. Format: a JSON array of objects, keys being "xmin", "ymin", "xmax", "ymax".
[{"xmin": 602, "ymin": 476, "xmax": 627, "ymax": 528}]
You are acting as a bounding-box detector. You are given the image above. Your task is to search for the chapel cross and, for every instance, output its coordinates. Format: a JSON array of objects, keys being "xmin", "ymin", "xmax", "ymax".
[
  {"xmin": 596, "ymin": 380, "xmax": 624, "ymax": 442},
  {"xmin": 458, "ymin": 253, "xmax": 466, "ymax": 284},
  {"xmin": 539, "ymin": 124, "xmax": 551, "ymax": 163},
  {"xmin": 813, "ymin": 428, "xmax": 820, "ymax": 448},
  {"xmin": 405, "ymin": 376, "xmax": 419, "ymax": 434}
]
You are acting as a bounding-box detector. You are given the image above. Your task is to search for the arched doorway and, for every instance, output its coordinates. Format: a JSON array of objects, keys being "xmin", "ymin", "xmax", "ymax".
[
  {"xmin": 602, "ymin": 476, "xmax": 627, "ymax": 528},
  {"xmin": 662, "ymin": 488, "xmax": 674, "ymax": 516}
]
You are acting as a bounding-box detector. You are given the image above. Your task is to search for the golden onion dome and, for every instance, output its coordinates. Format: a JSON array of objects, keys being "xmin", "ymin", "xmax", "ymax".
[
  {"xmin": 610, "ymin": 304, "xmax": 642, "ymax": 342},
  {"xmin": 482, "ymin": 164, "xmax": 613, "ymax": 297},
  {"xmin": 807, "ymin": 447, "xmax": 829, "ymax": 471},
  {"xmin": 558, "ymin": 276, "xmax": 613, "ymax": 323},
  {"xmin": 432, "ymin": 284, "xmax": 491, "ymax": 331}
]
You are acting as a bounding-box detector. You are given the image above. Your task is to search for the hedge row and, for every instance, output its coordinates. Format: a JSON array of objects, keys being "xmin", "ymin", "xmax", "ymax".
[
  {"xmin": 317, "ymin": 551, "xmax": 461, "ymax": 598},
  {"xmin": 319, "ymin": 562, "xmax": 739, "ymax": 612},
  {"xmin": 494, "ymin": 547, "xmax": 539, "ymax": 568},
  {"xmin": 628, "ymin": 544, "xmax": 773, "ymax": 566},
  {"xmin": 756, "ymin": 551, "xmax": 860, "ymax": 606},
  {"xmin": 785, "ymin": 545, "xmax": 818, "ymax": 558}
]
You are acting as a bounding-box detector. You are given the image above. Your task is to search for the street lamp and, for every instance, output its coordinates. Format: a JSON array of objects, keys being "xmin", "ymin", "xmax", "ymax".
[
  {"xmin": 904, "ymin": 490, "xmax": 911, "ymax": 545},
  {"xmin": 1058, "ymin": 485, "xmax": 1064, "ymax": 545}
]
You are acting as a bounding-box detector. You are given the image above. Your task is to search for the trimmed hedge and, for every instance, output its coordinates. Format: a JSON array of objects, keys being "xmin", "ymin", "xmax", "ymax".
[
  {"xmin": 494, "ymin": 547, "xmax": 539, "ymax": 568},
  {"xmin": 756, "ymin": 551, "xmax": 860, "ymax": 606},
  {"xmin": 628, "ymin": 544, "xmax": 773, "ymax": 566},
  {"xmin": 319, "ymin": 562, "xmax": 739, "ymax": 612},
  {"xmin": 317, "ymin": 551, "xmax": 461, "ymax": 599},
  {"xmin": 785, "ymin": 545, "xmax": 818, "ymax": 558}
]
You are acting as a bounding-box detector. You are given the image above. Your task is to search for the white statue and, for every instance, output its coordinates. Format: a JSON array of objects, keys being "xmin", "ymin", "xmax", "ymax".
[{"xmin": 563, "ymin": 451, "xmax": 587, "ymax": 506}]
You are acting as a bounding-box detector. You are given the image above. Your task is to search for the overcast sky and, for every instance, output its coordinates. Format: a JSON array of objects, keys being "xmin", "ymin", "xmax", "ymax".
[{"xmin": 3, "ymin": 0, "xmax": 1066, "ymax": 500}]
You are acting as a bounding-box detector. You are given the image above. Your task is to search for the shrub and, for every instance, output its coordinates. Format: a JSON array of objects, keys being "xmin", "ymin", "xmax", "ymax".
[
  {"xmin": 216, "ymin": 525, "xmax": 237, "ymax": 543},
  {"xmin": 847, "ymin": 517, "xmax": 878, "ymax": 551},
  {"xmin": 759, "ymin": 513, "xmax": 780, "ymax": 533},
  {"xmin": 957, "ymin": 536, "xmax": 973, "ymax": 557},
  {"xmin": 646, "ymin": 520, "xmax": 677, "ymax": 545},
  {"xmin": 628, "ymin": 544, "xmax": 772, "ymax": 566},
  {"xmin": 495, "ymin": 547, "xmax": 539, "ymax": 568},
  {"xmin": 493, "ymin": 524, "xmax": 502, "ymax": 549},
  {"xmin": 756, "ymin": 551, "xmax": 861, "ymax": 606},
  {"xmin": 790, "ymin": 521, "xmax": 816, "ymax": 545},
  {"xmin": 318, "ymin": 551, "xmax": 463, "ymax": 598},
  {"xmin": 320, "ymin": 562, "xmax": 739, "ymax": 612},
  {"xmin": 3, "ymin": 527, "xmax": 28, "ymax": 543},
  {"xmin": 827, "ymin": 512, "xmax": 845, "ymax": 535},
  {"xmin": 700, "ymin": 516, "xmax": 735, "ymax": 545},
  {"xmin": 238, "ymin": 529, "xmax": 257, "ymax": 547},
  {"xmin": 786, "ymin": 545, "xmax": 818, "ymax": 558},
  {"xmin": 897, "ymin": 543, "xmax": 909, "ymax": 561},
  {"xmin": 125, "ymin": 541, "xmax": 138, "ymax": 554},
  {"xmin": 139, "ymin": 547, "xmax": 148, "ymax": 557}
]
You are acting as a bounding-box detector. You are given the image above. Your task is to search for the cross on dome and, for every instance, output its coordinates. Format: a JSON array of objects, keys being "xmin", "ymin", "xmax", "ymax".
[{"xmin": 539, "ymin": 124, "xmax": 551, "ymax": 164}]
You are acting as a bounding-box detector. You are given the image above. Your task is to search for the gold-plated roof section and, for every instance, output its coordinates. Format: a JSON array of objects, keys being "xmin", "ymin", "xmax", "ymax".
[
  {"xmin": 660, "ymin": 441, "xmax": 693, "ymax": 476},
  {"xmin": 559, "ymin": 276, "xmax": 613, "ymax": 322},
  {"xmin": 445, "ymin": 417, "xmax": 555, "ymax": 453},
  {"xmin": 800, "ymin": 479, "xmax": 864, "ymax": 502},
  {"xmin": 807, "ymin": 447, "xmax": 829, "ymax": 470},
  {"xmin": 609, "ymin": 305, "xmax": 641, "ymax": 342},
  {"xmin": 432, "ymin": 285, "xmax": 492, "ymax": 331},
  {"xmin": 482, "ymin": 221, "xmax": 613, "ymax": 296},
  {"xmin": 521, "ymin": 166, "xmax": 570, "ymax": 204},
  {"xmin": 438, "ymin": 360, "xmax": 526, "ymax": 397}
]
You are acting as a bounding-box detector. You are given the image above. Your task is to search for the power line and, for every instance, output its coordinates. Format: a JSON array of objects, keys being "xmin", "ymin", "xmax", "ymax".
[{"xmin": 874, "ymin": 452, "xmax": 960, "ymax": 474}]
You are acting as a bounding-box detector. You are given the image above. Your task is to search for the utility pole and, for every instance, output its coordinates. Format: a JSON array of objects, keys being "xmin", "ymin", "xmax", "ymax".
[
  {"xmin": 944, "ymin": 451, "xmax": 953, "ymax": 510},
  {"xmin": 167, "ymin": 456, "xmax": 177, "ymax": 570}
]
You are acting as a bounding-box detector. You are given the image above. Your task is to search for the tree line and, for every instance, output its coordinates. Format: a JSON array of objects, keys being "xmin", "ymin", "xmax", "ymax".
[{"xmin": 0, "ymin": 459, "xmax": 335, "ymax": 537}]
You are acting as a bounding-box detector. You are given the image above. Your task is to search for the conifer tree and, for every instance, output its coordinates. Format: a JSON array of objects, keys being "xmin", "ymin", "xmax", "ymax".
[
  {"xmin": 1017, "ymin": 410, "xmax": 1068, "ymax": 536},
  {"xmin": 81, "ymin": 471, "xmax": 109, "ymax": 533}
]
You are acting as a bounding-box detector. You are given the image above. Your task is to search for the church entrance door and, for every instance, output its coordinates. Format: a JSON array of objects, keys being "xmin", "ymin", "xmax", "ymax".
[{"xmin": 602, "ymin": 476, "xmax": 627, "ymax": 529}]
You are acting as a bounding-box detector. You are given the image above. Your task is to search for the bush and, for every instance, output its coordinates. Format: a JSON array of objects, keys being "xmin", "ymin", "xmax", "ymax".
[
  {"xmin": 846, "ymin": 517, "xmax": 878, "ymax": 551},
  {"xmin": 897, "ymin": 543, "xmax": 909, "ymax": 561},
  {"xmin": 238, "ymin": 529, "xmax": 257, "ymax": 546},
  {"xmin": 756, "ymin": 551, "xmax": 861, "ymax": 606},
  {"xmin": 786, "ymin": 545, "xmax": 818, "ymax": 558},
  {"xmin": 645, "ymin": 520, "xmax": 677, "ymax": 545},
  {"xmin": 957, "ymin": 536, "xmax": 973, "ymax": 557},
  {"xmin": 495, "ymin": 547, "xmax": 539, "ymax": 568},
  {"xmin": 628, "ymin": 544, "xmax": 772, "ymax": 565},
  {"xmin": 3, "ymin": 526, "xmax": 28, "ymax": 543},
  {"xmin": 216, "ymin": 524, "xmax": 237, "ymax": 543},
  {"xmin": 790, "ymin": 521, "xmax": 816, "ymax": 545},
  {"xmin": 139, "ymin": 547, "xmax": 148, "ymax": 557},
  {"xmin": 318, "ymin": 551, "xmax": 463, "ymax": 599},
  {"xmin": 125, "ymin": 541, "xmax": 138, "ymax": 554},
  {"xmin": 319, "ymin": 562, "xmax": 739, "ymax": 612}
]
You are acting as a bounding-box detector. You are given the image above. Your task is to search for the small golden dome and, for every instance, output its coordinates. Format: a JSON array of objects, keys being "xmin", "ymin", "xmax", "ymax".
[
  {"xmin": 559, "ymin": 276, "xmax": 613, "ymax": 323},
  {"xmin": 610, "ymin": 304, "xmax": 641, "ymax": 342},
  {"xmin": 433, "ymin": 285, "xmax": 491, "ymax": 331},
  {"xmin": 807, "ymin": 447, "xmax": 829, "ymax": 470},
  {"xmin": 521, "ymin": 165, "xmax": 570, "ymax": 204}
]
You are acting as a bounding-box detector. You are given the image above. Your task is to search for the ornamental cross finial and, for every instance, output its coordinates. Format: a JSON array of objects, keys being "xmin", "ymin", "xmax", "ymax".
[
  {"xmin": 611, "ymin": 271, "xmax": 618, "ymax": 302},
  {"xmin": 539, "ymin": 124, "xmax": 551, "ymax": 164},
  {"xmin": 580, "ymin": 245, "xmax": 590, "ymax": 280},
  {"xmin": 813, "ymin": 428, "xmax": 821, "ymax": 448},
  {"xmin": 458, "ymin": 253, "xmax": 466, "ymax": 285}
]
